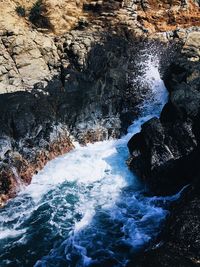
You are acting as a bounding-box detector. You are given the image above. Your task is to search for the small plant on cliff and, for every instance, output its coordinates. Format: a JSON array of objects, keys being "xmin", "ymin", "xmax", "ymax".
[
  {"xmin": 29, "ymin": 0, "xmax": 53, "ymax": 30},
  {"xmin": 15, "ymin": 6, "xmax": 26, "ymax": 17},
  {"xmin": 74, "ymin": 18, "xmax": 89, "ymax": 30}
]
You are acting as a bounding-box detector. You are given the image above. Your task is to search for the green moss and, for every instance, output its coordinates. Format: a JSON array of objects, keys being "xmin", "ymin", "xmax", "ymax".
[{"xmin": 29, "ymin": 0, "xmax": 52, "ymax": 29}]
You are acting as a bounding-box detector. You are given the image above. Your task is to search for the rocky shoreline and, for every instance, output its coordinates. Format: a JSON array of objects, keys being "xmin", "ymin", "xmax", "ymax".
[
  {"xmin": 0, "ymin": 0, "xmax": 200, "ymax": 266},
  {"xmin": 0, "ymin": 34, "xmax": 162, "ymax": 206},
  {"xmin": 0, "ymin": 31, "xmax": 181, "ymax": 206}
]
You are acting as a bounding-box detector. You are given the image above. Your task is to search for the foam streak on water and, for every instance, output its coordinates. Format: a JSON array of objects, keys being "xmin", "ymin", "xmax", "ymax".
[{"xmin": 0, "ymin": 55, "xmax": 172, "ymax": 267}]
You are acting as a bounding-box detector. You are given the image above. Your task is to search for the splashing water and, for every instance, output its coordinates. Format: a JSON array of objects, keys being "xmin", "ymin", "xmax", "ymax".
[
  {"xmin": 0, "ymin": 54, "xmax": 174, "ymax": 267},
  {"xmin": 131, "ymin": 52, "xmax": 168, "ymax": 116}
]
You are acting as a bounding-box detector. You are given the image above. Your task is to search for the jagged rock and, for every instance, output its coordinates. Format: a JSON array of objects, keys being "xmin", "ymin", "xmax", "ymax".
[{"xmin": 0, "ymin": 0, "xmax": 199, "ymax": 93}]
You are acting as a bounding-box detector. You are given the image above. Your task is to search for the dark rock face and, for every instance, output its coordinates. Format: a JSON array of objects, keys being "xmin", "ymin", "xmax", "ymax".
[
  {"xmin": 128, "ymin": 31, "xmax": 200, "ymax": 265},
  {"xmin": 0, "ymin": 91, "xmax": 74, "ymax": 205},
  {"xmin": 56, "ymin": 36, "xmax": 133, "ymax": 142},
  {"xmin": 128, "ymin": 117, "xmax": 199, "ymax": 194}
]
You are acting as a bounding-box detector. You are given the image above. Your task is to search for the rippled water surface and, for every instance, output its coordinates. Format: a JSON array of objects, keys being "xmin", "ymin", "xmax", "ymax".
[{"xmin": 0, "ymin": 55, "xmax": 176, "ymax": 267}]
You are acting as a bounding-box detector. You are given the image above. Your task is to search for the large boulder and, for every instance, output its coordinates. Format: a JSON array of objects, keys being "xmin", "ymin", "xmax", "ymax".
[{"xmin": 128, "ymin": 117, "xmax": 198, "ymax": 195}]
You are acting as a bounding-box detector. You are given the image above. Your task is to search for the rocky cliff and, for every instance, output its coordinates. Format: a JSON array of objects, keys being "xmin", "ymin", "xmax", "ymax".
[
  {"xmin": 0, "ymin": 0, "xmax": 200, "ymax": 266},
  {"xmin": 1, "ymin": 0, "xmax": 200, "ymax": 93}
]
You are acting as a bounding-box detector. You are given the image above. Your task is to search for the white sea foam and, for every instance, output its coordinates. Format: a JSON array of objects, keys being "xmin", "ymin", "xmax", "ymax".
[{"xmin": 0, "ymin": 229, "xmax": 26, "ymax": 240}]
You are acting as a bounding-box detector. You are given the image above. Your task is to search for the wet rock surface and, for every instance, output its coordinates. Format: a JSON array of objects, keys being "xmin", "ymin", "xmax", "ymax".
[
  {"xmin": 128, "ymin": 117, "xmax": 198, "ymax": 195},
  {"xmin": 0, "ymin": 91, "xmax": 74, "ymax": 205}
]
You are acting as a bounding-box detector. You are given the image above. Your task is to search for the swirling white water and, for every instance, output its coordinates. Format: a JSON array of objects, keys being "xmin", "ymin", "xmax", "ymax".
[{"xmin": 0, "ymin": 55, "xmax": 178, "ymax": 267}]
